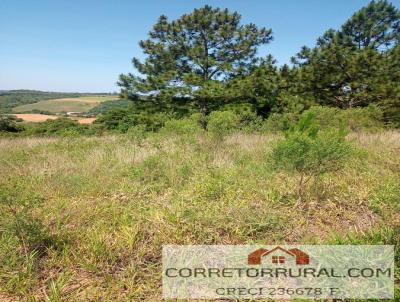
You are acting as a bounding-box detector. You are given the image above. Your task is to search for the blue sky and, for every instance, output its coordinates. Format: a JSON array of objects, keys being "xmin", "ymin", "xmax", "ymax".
[{"xmin": 1, "ymin": 0, "xmax": 398, "ymax": 92}]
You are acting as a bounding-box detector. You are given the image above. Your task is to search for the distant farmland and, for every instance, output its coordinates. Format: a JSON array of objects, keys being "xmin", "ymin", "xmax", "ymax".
[
  {"xmin": 12, "ymin": 114, "xmax": 58, "ymax": 122},
  {"xmin": 12, "ymin": 95, "xmax": 118, "ymax": 113},
  {"xmin": 13, "ymin": 114, "xmax": 97, "ymax": 124}
]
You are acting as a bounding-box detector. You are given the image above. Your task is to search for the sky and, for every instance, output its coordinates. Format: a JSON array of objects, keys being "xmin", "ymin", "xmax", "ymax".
[{"xmin": 1, "ymin": 0, "xmax": 399, "ymax": 93}]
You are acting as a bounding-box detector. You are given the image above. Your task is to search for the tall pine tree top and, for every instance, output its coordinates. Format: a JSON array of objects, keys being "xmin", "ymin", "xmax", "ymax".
[
  {"xmin": 342, "ymin": 0, "xmax": 400, "ymax": 50},
  {"xmin": 118, "ymin": 5, "xmax": 272, "ymax": 98}
]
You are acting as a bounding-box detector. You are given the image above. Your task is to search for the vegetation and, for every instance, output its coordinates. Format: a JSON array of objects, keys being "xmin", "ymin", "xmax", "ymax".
[
  {"xmin": 118, "ymin": 5, "xmax": 273, "ymax": 128},
  {"xmin": 3, "ymin": 2, "xmax": 399, "ymax": 134},
  {"xmin": 114, "ymin": 0, "xmax": 400, "ymax": 131},
  {"xmin": 0, "ymin": 129, "xmax": 398, "ymax": 300},
  {"xmin": 94, "ymin": 106, "xmax": 170, "ymax": 132},
  {"xmin": 23, "ymin": 118, "xmax": 90, "ymax": 136},
  {"xmin": 290, "ymin": 0, "xmax": 400, "ymax": 125},
  {"xmin": 0, "ymin": 1, "xmax": 399, "ymax": 301},
  {"xmin": 0, "ymin": 90, "xmax": 82, "ymax": 113},
  {"xmin": 12, "ymin": 95, "xmax": 118, "ymax": 114},
  {"xmin": 270, "ymin": 113, "xmax": 353, "ymax": 203},
  {"xmin": 207, "ymin": 110, "xmax": 241, "ymax": 137},
  {"xmin": 88, "ymin": 98, "xmax": 131, "ymax": 115},
  {"xmin": 0, "ymin": 115, "xmax": 22, "ymax": 133}
]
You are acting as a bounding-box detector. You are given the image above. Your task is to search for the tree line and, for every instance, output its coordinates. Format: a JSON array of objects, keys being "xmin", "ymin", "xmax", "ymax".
[{"xmin": 116, "ymin": 0, "xmax": 400, "ymax": 129}]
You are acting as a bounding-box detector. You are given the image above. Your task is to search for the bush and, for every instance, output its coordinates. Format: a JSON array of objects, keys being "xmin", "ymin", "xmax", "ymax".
[
  {"xmin": 25, "ymin": 118, "xmax": 87, "ymax": 136},
  {"xmin": 262, "ymin": 111, "xmax": 300, "ymax": 132},
  {"xmin": 84, "ymin": 123, "xmax": 107, "ymax": 136},
  {"xmin": 262, "ymin": 94, "xmax": 314, "ymax": 132},
  {"xmin": 303, "ymin": 105, "xmax": 384, "ymax": 132},
  {"xmin": 270, "ymin": 112, "xmax": 353, "ymax": 203},
  {"xmin": 338, "ymin": 105, "xmax": 384, "ymax": 131},
  {"xmin": 161, "ymin": 115, "xmax": 202, "ymax": 135},
  {"xmin": 88, "ymin": 99, "xmax": 131, "ymax": 115},
  {"xmin": 237, "ymin": 110, "xmax": 263, "ymax": 132},
  {"xmin": 126, "ymin": 124, "xmax": 148, "ymax": 140},
  {"xmin": 207, "ymin": 111, "xmax": 240, "ymax": 137},
  {"xmin": 0, "ymin": 115, "xmax": 22, "ymax": 132},
  {"xmin": 94, "ymin": 108, "xmax": 132, "ymax": 131},
  {"xmin": 263, "ymin": 105, "xmax": 384, "ymax": 133},
  {"xmin": 220, "ymin": 103, "xmax": 263, "ymax": 131},
  {"xmin": 95, "ymin": 107, "xmax": 171, "ymax": 132}
]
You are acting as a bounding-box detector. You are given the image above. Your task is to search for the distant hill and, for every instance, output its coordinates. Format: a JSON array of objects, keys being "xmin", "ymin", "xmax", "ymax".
[
  {"xmin": 0, "ymin": 89, "xmax": 115, "ymax": 95},
  {"xmin": 0, "ymin": 90, "xmax": 118, "ymax": 113}
]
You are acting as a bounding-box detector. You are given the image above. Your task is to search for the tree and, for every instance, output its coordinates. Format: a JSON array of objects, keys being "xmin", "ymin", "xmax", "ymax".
[
  {"xmin": 270, "ymin": 112, "xmax": 353, "ymax": 204},
  {"xmin": 118, "ymin": 5, "xmax": 272, "ymax": 128},
  {"xmin": 294, "ymin": 45, "xmax": 386, "ymax": 108},
  {"xmin": 0, "ymin": 115, "xmax": 21, "ymax": 132},
  {"xmin": 380, "ymin": 43, "xmax": 400, "ymax": 125},
  {"xmin": 341, "ymin": 0, "xmax": 400, "ymax": 50},
  {"xmin": 313, "ymin": 1, "xmax": 400, "ymax": 51},
  {"xmin": 291, "ymin": 0, "xmax": 400, "ymax": 111}
]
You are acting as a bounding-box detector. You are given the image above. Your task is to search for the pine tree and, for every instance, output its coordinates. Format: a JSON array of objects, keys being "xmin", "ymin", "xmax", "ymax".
[
  {"xmin": 118, "ymin": 5, "xmax": 272, "ymax": 128},
  {"xmin": 342, "ymin": 0, "xmax": 400, "ymax": 50},
  {"xmin": 291, "ymin": 0, "xmax": 400, "ymax": 112}
]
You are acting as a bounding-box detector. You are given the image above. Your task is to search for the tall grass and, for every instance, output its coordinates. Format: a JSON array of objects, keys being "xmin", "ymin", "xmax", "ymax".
[{"xmin": 0, "ymin": 131, "xmax": 399, "ymax": 301}]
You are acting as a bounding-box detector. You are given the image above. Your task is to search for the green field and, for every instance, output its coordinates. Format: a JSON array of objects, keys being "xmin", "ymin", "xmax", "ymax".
[
  {"xmin": 12, "ymin": 95, "xmax": 118, "ymax": 114},
  {"xmin": 0, "ymin": 90, "xmax": 83, "ymax": 113},
  {"xmin": 0, "ymin": 130, "xmax": 398, "ymax": 300}
]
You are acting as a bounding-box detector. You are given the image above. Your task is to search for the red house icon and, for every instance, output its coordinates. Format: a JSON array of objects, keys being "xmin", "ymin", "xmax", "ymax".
[{"xmin": 248, "ymin": 246, "xmax": 309, "ymax": 265}]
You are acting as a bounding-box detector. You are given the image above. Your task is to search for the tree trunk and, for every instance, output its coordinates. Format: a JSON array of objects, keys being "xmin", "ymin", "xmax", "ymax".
[
  {"xmin": 199, "ymin": 102, "xmax": 208, "ymax": 130},
  {"xmin": 298, "ymin": 173, "xmax": 305, "ymax": 204}
]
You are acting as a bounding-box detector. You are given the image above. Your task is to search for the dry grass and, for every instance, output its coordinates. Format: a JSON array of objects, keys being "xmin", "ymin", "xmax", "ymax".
[
  {"xmin": 75, "ymin": 117, "xmax": 97, "ymax": 124},
  {"xmin": 12, "ymin": 114, "xmax": 97, "ymax": 124},
  {"xmin": 13, "ymin": 113, "xmax": 59, "ymax": 122},
  {"xmin": 0, "ymin": 131, "xmax": 398, "ymax": 301}
]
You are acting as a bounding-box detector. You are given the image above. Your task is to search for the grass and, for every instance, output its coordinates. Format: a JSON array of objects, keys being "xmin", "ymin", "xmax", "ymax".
[
  {"xmin": 0, "ymin": 130, "xmax": 399, "ymax": 301},
  {"xmin": 12, "ymin": 96, "xmax": 118, "ymax": 114}
]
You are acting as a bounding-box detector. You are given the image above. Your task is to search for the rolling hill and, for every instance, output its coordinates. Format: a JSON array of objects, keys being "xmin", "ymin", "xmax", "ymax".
[
  {"xmin": 0, "ymin": 90, "xmax": 118, "ymax": 114},
  {"xmin": 12, "ymin": 95, "xmax": 119, "ymax": 114}
]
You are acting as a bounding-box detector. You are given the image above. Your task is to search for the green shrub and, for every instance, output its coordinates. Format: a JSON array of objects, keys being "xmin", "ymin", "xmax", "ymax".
[
  {"xmin": 126, "ymin": 124, "xmax": 148, "ymax": 140},
  {"xmin": 302, "ymin": 105, "xmax": 384, "ymax": 131},
  {"xmin": 207, "ymin": 110, "xmax": 240, "ymax": 137},
  {"xmin": 88, "ymin": 99, "xmax": 131, "ymax": 115},
  {"xmin": 338, "ymin": 105, "xmax": 384, "ymax": 131},
  {"xmin": 237, "ymin": 110, "xmax": 263, "ymax": 132},
  {"xmin": 220, "ymin": 103, "xmax": 263, "ymax": 131},
  {"xmin": 262, "ymin": 94, "xmax": 313, "ymax": 132},
  {"xmin": 262, "ymin": 111, "xmax": 300, "ymax": 132},
  {"xmin": 302, "ymin": 106, "xmax": 340, "ymax": 128},
  {"xmin": 0, "ymin": 115, "xmax": 23, "ymax": 132},
  {"xmin": 95, "ymin": 107, "xmax": 171, "ymax": 132},
  {"xmin": 270, "ymin": 112, "xmax": 353, "ymax": 203},
  {"xmin": 25, "ymin": 118, "xmax": 87, "ymax": 136},
  {"xmin": 161, "ymin": 115, "xmax": 202, "ymax": 135},
  {"xmin": 84, "ymin": 123, "xmax": 106, "ymax": 136},
  {"xmin": 263, "ymin": 104, "xmax": 384, "ymax": 133},
  {"xmin": 94, "ymin": 108, "xmax": 132, "ymax": 131}
]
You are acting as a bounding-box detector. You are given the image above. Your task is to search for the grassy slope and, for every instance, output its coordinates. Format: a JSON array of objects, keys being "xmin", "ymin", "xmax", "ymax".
[
  {"xmin": 12, "ymin": 96, "xmax": 118, "ymax": 113},
  {"xmin": 0, "ymin": 131, "xmax": 399, "ymax": 301}
]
